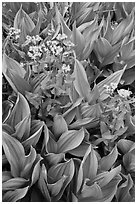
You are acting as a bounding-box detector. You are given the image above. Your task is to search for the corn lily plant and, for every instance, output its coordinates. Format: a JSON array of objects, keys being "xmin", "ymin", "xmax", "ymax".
[{"xmin": 2, "ymin": 2, "xmax": 135, "ymax": 202}]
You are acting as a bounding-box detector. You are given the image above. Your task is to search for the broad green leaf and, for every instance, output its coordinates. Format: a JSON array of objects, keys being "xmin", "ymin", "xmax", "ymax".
[
  {"xmin": 12, "ymin": 116, "xmax": 30, "ymax": 141},
  {"xmin": 2, "ymin": 171, "xmax": 12, "ymax": 183},
  {"xmin": 2, "ymin": 132, "xmax": 25, "ymax": 177},
  {"xmin": 123, "ymin": 149, "xmax": 135, "ymax": 172},
  {"xmin": 104, "ymin": 12, "xmax": 113, "ymax": 43},
  {"xmin": 101, "ymin": 42, "xmax": 121, "ymax": 66},
  {"xmin": 125, "ymin": 112, "xmax": 135, "ymax": 134},
  {"xmin": 81, "ymin": 103, "xmax": 102, "ymax": 118},
  {"xmin": 77, "ymin": 145, "xmax": 98, "ymax": 192},
  {"xmin": 38, "ymin": 164, "xmax": 51, "ymax": 201},
  {"xmin": 112, "ymin": 12, "xmax": 134, "ymax": 45},
  {"xmin": 14, "ymin": 6, "xmax": 35, "ymax": 31},
  {"xmin": 117, "ymin": 139, "xmax": 134, "ymax": 154},
  {"xmin": 31, "ymin": 5, "xmax": 43, "ymax": 36},
  {"xmin": 44, "ymin": 153, "xmax": 65, "ymax": 166},
  {"xmin": 116, "ymin": 174, "xmax": 134, "ymax": 202},
  {"xmin": 63, "ymin": 97, "xmax": 83, "ymax": 125},
  {"xmin": 71, "ymin": 22, "xmax": 85, "ymax": 59},
  {"xmin": 22, "ymin": 121, "xmax": 44, "ymax": 149},
  {"xmin": 57, "ymin": 128, "xmax": 85, "ymax": 153},
  {"xmin": 48, "ymin": 159, "xmax": 75, "ymax": 201},
  {"xmin": 69, "ymin": 142, "xmax": 90, "ymax": 157},
  {"xmin": 47, "ymin": 134, "xmax": 58, "ymax": 153},
  {"xmin": 97, "ymin": 66, "xmax": 126, "ymax": 101},
  {"xmin": 2, "ymin": 54, "xmax": 31, "ymax": 95},
  {"xmin": 98, "ymin": 165, "xmax": 121, "ymax": 188},
  {"xmin": 73, "ymin": 59, "xmax": 91, "ymax": 101},
  {"xmin": 52, "ymin": 114, "xmax": 68, "ymax": 139},
  {"xmin": 31, "ymin": 155, "xmax": 42, "ymax": 186},
  {"xmin": 69, "ymin": 117, "xmax": 99, "ymax": 130},
  {"xmin": 42, "ymin": 124, "xmax": 49, "ymax": 153},
  {"xmin": 80, "ymin": 182, "xmax": 102, "ymax": 199},
  {"xmin": 2, "ymin": 124, "xmax": 15, "ymax": 135},
  {"xmin": 2, "ymin": 186, "xmax": 29, "ymax": 202},
  {"xmin": 20, "ymin": 146, "xmax": 37, "ymax": 178},
  {"xmin": 2, "ymin": 177, "xmax": 29, "ymax": 190},
  {"xmin": 83, "ymin": 145, "xmax": 98, "ymax": 181},
  {"xmin": 6, "ymin": 93, "xmax": 30, "ymax": 128},
  {"xmin": 99, "ymin": 146, "xmax": 118, "ymax": 171},
  {"xmin": 95, "ymin": 37, "xmax": 113, "ymax": 60},
  {"xmin": 48, "ymin": 175, "xmax": 67, "ymax": 197}
]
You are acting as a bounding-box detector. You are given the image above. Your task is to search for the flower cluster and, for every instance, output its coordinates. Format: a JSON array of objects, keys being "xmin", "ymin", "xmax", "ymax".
[
  {"xmin": 8, "ymin": 27, "xmax": 21, "ymax": 40},
  {"xmin": 103, "ymin": 82, "xmax": 117, "ymax": 95},
  {"xmin": 117, "ymin": 89, "xmax": 132, "ymax": 98}
]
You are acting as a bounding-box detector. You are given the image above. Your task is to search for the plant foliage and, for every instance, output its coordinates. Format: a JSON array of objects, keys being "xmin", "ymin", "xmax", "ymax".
[{"xmin": 2, "ymin": 2, "xmax": 135, "ymax": 202}]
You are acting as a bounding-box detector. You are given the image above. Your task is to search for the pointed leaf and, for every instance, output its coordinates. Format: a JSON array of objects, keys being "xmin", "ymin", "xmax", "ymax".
[
  {"xmin": 71, "ymin": 22, "xmax": 85, "ymax": 59},
  {"xmin": 52, "ymin": 114, "xmax": 68, "ymax": 139},
  {"xmin": 2, "ymin": 132, "xmax": 25, "ymax": 177},
  {"xmin": 73, "ymin": 59, "xmax": 91, "ymax": 100},
  {"xmin": 31, "ymin": 155, "xmax": 42, "ymax": 186},
  {"xmin": 2, "ymin": 186, "xmax": 29, "ymax": 202},
  {"xmin": 22, "ymin": 121, "xmax": 44, "ymax": 149},
  {"xmin": 98, "ymin": 165, "xmax": 121, "ymax": 187},
  {"xmin": 57, "ymin": 128, "xmax": 85, "ymax": 153},
  {"xmin": 99, "ymin": 146, "xmax": 118, "ymax": 171},
  {"xmin": 48, "ymin": 175, "xmax": 67, "ymax": 197},
  {"xmin": 2, "ymin": 177, "xmax": 29, "ymax": 190},
  {"xmin": 44, "ymin": 152, "xmax": 65, "ymax": 166},
  {"xmin": 117, "ymin": 139, "xmax": 134, "ymax": 154},
  {"xmin": 38, "ymin": 164, "xmax": 51, "ymax": 201},
  {"xmin": 80, "ymin": 182, "xmax": 102, "ymax": 199},
  {"xmin": 6, "ymin": 93, "xmax": 30, "ymax": 128},
  {"xmin": 97, "ymin": 66, "xmax": 126, "ymax": 101}
]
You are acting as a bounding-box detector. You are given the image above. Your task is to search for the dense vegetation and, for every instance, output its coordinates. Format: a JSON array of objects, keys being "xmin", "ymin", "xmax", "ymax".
[{"xmin": 2, "ymin": 2, "xmax": 135, "ymax": 202}]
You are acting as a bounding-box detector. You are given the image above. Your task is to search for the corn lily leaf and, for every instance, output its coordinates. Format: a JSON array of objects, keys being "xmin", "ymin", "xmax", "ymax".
[
  {"xmin": 73, "ymin": 58, "xmax": 91, "ymax": 101},
  {"xmin": 2, "ymin": 177, "xmax": 29, "ymax": 190},
  {"xmin": 12, "ymin": 116, "xmax": 30, "ymax": 141},
  {"xmin": 2, "ymin": 54, "xmax": 31, "ymax": 95},
  {"xmin": 116, "ymin": 174, "xmax": 134, "ymax": 202},
  {"xmin": 63, "ymin": 97, "xmax": 83, "ymax": 125},
  {"xmin": 20, "ymin": 146, "xmax": 37, "ymax": 178},
  {"xmin": 2, "ymin": 186, "xmax": 29, "ymax": 202},
  {"xmin": 98, "ymin": 165, "xmax": 121, "ymax": 188},
  {"xmin": 125, "ymin": 112, "xmax": 135, "ymax": 135},
  {"xmin": 2, "ymin": 100, "xmax": 14, "ymax": 123},
  {"xmin": 95, "ymin": 37, "xmax": 113, "ymax": 60},
  {"xmin": 44, "ymin": 152, "xmax": 65, "ymax": 166},
  {"xmin": 104, "ymin": 12, "xmax": 113, "ymax": 43},
  {"xmin": 2, "ymin": 123, "xmax": 15, "ymax": 135},
  {"xmin": 71, "ymin": 22, "xmax": 85, "ymax": 59},
  {"xmin": 112, "ymin": 12, "xmax": 134, "ymax": 45},
  {"xmin": 30, "ymin": 4, "xmax": 43, "ymax": 36},
  {"xmin": 2, "ymin": 132, "xmax": 25, "ymax": 177},
  {"xmin": 47, "ymin": 134, "xmax": 58, "ymax": 153},
  {"xmin": 97, "ymin": 66, "xmax": 126, "ymax": 101},
  {"xmin": 41, "ymin": 124, "xmax": 49, "ymax": 153},
  {"xmin": 57, "ymin": 128, "xmax": 85, "ymax": 153},
  {"xmin": 6, "ymin": 93, "xmax": 30, "ymax": 128},
  {"xmin": 69, "ymin": 117, "xmax": 99, "ymax": 130},
  {"xmin": 81, "ymin": 103, "xmax": 102, "ymax": 118},
  {"xmin": 79, "ymin": 174, "xmax": 121, "ymax": 202},
  {"xmin": 31, "ymin": 154, "xmax": 42, "ymax": 186},
  {"xmin": 117, "ymin": 139, "xmax": 134, "ymax": 154},
  {"xmin": 48, "ymin": 175, "xmax": 67, "ymax": 198},
  {"xmin": 38, "ymin": 164, "xmax": 51, "ymax": 201},
  {"xmin": 68, "ymin": 142, "xmax": 90, "ymax": 157},
  {"xmin": 101, "ymin": 42, "xmax": 121, "ymax": 67},
  {"xmin": 80, "ymin": 182, "xmax": 102, "ymax": 199},
  {"xmin": 77, "ymin": 145, "xmax": 98, "ymax": 192},
  {"xmin": 52, "ymin": 114, "xmax": 68, "ymax": 139},
  {"xmin": 123, "ymin": 147, "xmax": 135, "ymax": 172},
  {"xmin": 48, "ymin": 158, "xmax": 74, "ymax": 190},
  {"xmin": 99, "ymin": 146, "xmax": 118, "ymax": 171},
  {"xmin": 22, "ymin": 120, "xmax": 44, "ymax": 149},
  {"xmin": 14, "ymin": 6, "xmax": 35, "ymax": 43},
  {"xmin": 2, "ymin": 171, "xmax": 13, "ymax": 183}
]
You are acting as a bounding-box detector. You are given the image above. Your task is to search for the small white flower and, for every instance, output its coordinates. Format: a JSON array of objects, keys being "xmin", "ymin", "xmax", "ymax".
[
  {"xmin": 56, "ymin": 33, "xmax": 67, "ymax": 41},
  {"xmin": 117, "ymin": 89, "xmax": 132, "ymax": 98},
  {"xmin": 110, "ymin": 83, "xmax": 117, "ymax": 90},
  {"xmin": 62, "ymin": 64, "xmax": 71, "ymax": 72}
]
